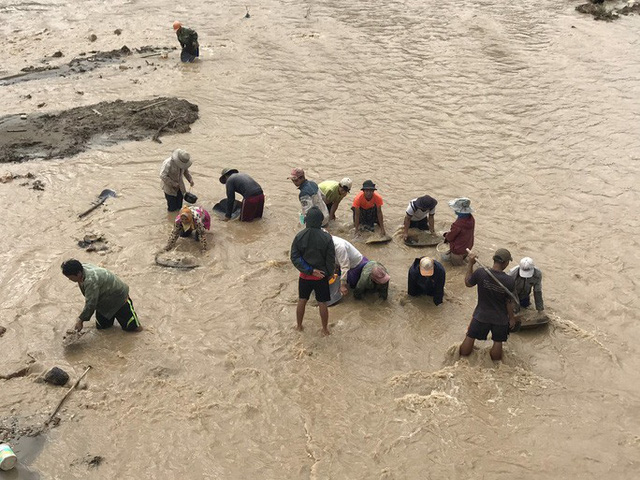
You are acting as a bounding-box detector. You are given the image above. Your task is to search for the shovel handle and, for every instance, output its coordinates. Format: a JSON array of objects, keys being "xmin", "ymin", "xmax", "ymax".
[
  {"xmin": 78, "ymin": 197, "xmax": 107, "ymax": 218},
  {"xmin": 466, "ymin": 248, "xmax": 519, "ymax": 304}
]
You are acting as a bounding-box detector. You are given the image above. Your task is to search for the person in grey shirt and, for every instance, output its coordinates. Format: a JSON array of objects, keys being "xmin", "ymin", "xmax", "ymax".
[
  {"xmin": 509, "ymin": 257, "xmax": 544, "ymax": 313},
  {"xmin": 219, "ymin": 168, "xmax": 264, "ymax": 221}
]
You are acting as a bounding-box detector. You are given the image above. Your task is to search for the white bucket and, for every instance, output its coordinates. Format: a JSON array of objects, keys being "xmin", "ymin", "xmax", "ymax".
[
  {"xmin": 0, "ymin": 443, "xmax": 17, "ymax": 471},
  {"xmin": 436, "ymin": 242, "xmax": 451, "ymax": 262}
]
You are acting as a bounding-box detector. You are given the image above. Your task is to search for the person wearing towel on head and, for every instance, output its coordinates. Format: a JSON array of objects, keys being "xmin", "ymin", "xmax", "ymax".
[
  {"xmin": 165, "ymin": 205, "xmax": 210, "ymax": 252},
  {"xmin": 289, "ymin": 167, "xmax": 330, "ymax": 227},
  {"xmin": 407, "ymin": 256, "xmax": 446, "ymax": 305},
  {"xmin": 443, "ymin": 197, "xmax": 475, "ymax": 266},
  {"xmin": 331, "ymin": 235, "xmax": 367, "ymax": 296},
  {"xmin": 160, "ymin": 148, "xmax": 194, "ymax": 212},
  {"xmin": 219, "ymin": 168, "xmax": 265, "ymax": 222},
  {"xmin": 403, "ymin": 194, "xmax": 438, "ymax": 241},
  {"xmin": 352, "ymin": 261, "xmax": 390, "ymax": 300},
  {"xmin": 509, "ymin": 257, "xmax": 544, "ymax": 314},
  {"xmin": 352, "ymin": 180, "xmax": 386, "ymax": 235},
  {"xmin": 319, "ymin": 178, "xmax": 352, "ymax": 221}
]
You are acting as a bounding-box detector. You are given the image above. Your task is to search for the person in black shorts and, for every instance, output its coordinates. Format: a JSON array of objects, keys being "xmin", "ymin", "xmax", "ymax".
[
  {"xmin": 459, "ymin": 248, "xmax": 516, "ymax": 361},
  {"xmin": 290, "ymin": 207, "xmax": 336, "ymax": 336}
]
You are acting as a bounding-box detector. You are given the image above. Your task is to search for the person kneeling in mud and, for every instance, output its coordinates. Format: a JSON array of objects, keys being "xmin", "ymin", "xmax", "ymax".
[
  {"xmin": 351, "ymin": 260, "xmax": 390, "ymax": 300},
  {"xmin": 165, "ymin": 205, "xmax": 210, "ymax": 252},
  {"xmin": 61, "ymin": 259, "xmax": 141, "ymax": 332},
  {"xmin": 352, "ymin": 180, "xmax": 386, "ymax": 235}
]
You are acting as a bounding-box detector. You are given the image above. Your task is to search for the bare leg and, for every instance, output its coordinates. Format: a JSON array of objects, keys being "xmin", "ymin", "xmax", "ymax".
[
  {"xmin": 459, "ymin": 336, "xmax": 475, "ymax": 356},
  {"xmin": 489, "ymin": 341, "xmax": 503, "ymax": 361},
  {"xmin": 318, "ymin": 302, "xmax": 330, "ymax": 335},
  {"xmin": 296, "ymin": 299, "xmax": 308, "ymax": 331}
]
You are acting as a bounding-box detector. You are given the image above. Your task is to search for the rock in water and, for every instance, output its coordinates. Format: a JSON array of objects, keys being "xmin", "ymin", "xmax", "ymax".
[{"xmin": 44, "ymin": 367, "xmax": 70, "ymax": 386}]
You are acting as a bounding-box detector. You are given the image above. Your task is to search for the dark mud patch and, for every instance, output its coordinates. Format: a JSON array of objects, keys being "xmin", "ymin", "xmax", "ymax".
[
  {"xmin": 0, "ymin": 45, "xmax": 172, "ymax": 86},
  {"xmin": 576, "ymin": 1, "xmax": 640, "ymax": 21},
  {"xmin": 0, "ymin": 97, "xmax": 199, "ymax": 163}
]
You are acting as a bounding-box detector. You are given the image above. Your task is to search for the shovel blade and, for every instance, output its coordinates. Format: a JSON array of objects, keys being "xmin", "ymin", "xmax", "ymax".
[{"xmin": 98, "ymin": 189, "xmax": 116, "ymax": 199}]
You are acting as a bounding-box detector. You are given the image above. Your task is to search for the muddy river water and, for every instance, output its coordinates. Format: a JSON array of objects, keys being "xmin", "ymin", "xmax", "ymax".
[{"xmin": 1, "ymin": 0, "xmax": 639, "ymax": 478}]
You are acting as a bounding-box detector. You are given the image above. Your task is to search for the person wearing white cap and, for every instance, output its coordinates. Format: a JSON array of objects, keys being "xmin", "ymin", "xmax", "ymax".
[
  {"xmin": 407, "ymin": 256, "xmax": 446, "ymax": 305},
  {"xmin": 509, "ymin": 257, "xmax": 544, "ymax": 313},
  {"xmin": 160, "ymin": 149, "xmax": 195, "ymax": 212},
  {"xmin": 443, "ymin": 197, "xmax": 474, "ymax": 266},
  {"xmin": 319, "ymin": 178, "xmax": 352, "ymax": 221}
]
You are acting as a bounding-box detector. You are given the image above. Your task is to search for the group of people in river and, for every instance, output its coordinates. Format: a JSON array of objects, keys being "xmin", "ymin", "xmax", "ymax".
[{"xmin": 61, "ymin": 144, "xmax": 545, "ymax": 360}]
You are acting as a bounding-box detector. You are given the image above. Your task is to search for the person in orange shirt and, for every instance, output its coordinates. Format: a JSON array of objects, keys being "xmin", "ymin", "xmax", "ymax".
[{"xmin": 351, "ymin": 180, "xmax": 386, "ymax": 236}]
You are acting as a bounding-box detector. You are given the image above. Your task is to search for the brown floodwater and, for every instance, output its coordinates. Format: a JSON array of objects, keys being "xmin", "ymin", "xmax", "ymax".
[{"xmin": 1, "ymin": 0, "xmax": 639, "ymax": 478}]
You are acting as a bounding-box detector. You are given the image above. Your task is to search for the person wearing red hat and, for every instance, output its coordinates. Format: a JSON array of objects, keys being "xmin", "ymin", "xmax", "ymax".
[{"xmin": 173, "ymin": 21, "xmax": 199, "ymax": 62}]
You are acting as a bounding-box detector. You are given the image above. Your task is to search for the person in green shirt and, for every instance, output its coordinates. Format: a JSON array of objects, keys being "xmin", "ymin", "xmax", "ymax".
[
  {"xmin": 173, "ymin": 21, "xmax": 199, "ymax": 62},
  {"xmin": 319, "ymin": 177, "xmax": 352, "ymax": 221},
  {"xmin": 353, "ymin": 260, "xmax": 390, "ymax": 300},
  {"xmin": 62, "ymin": 259, "xmax": 141, "ymax": 333}
]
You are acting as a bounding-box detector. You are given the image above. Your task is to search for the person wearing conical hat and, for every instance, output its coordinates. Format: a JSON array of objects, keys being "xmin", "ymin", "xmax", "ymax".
[
  {"xmin": 160, "ymin": 149, "xmax": 195, "ymax": 212},
  {"xmin": 443, "ymin": 197, "xmax": 475, "ymax": 266},
  {"xmin": 164, "ymin": 205, "xmax": 210, "ymax": 252},
  {"xmin": 219, "ymin": 168, "xmax": 264, "ymax": 222}
]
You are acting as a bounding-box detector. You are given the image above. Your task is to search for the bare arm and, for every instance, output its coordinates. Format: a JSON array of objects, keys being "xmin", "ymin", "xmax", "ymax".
[
  {"xmin": 354, "ymin": 208, "xmax": 360, "ymax": 231},
  {"xmin": 329, "ymin": 198, "xmax": 341, "ymax": 219},
  {"xmin": 428, "ymin": 214, "xmax": 435, "ymax": 233},
  {"xmin": 464, "ymin": 253, "xmax": 477, "ymax": 287},
  {"xmin": 403, "ymin": 215, "xmax": 411, "ymax": 239},
  {"xmin": 377, "ymin": 206, "xmax": 385, "ymax": 235}
]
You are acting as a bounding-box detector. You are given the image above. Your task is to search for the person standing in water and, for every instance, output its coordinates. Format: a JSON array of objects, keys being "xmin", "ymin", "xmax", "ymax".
[
  {"xmin": 160, "ymin": 148, "xmax": 194, "ymax": 212},
  {"xmin": 459, "ymin": 249, "xmax": 516, "ymax": 361},
  {"xmin": 173, "ymin": 21, "xmax": 199, "ymax": 62},
  {"xmin": 219, "ymin": 168, "xmax": 265, "ymax": 222},
  {"xmin": 290, "ymin": 207, "xmax": 335, "ymax": 336},
  {"xmin": 289, "ymin": 168, "xmax": 330, "ymax": 227}
]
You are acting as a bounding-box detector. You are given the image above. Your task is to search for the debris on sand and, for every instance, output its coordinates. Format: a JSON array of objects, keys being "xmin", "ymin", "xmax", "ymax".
[
  {"xmin": 0, "ymin": 97, "xmax": 198, "ymax": 163},
  {"xmin": 71, "ymin": 454, "xmax": 104, "ymax": 469},
  {"xmin": 0, "ymin": 326, "xmax": 6, "ymax": 337},
  {"xmin": 77, "ymin": 234, "xmax": 110, "ymax": 253},
  {"xmin": 576, "ymin": 1, "xmax": 640, "ymax": 21},
  {"xmin": 43, "ymin": 367, "xmax": 70, "ymax": 387}
]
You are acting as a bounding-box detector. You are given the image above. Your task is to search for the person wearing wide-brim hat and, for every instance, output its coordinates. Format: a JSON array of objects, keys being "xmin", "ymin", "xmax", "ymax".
[
  {"xmin": 160, "ymin": 149, "xmax": 195, "ymax": 212},
  {"xmin": 443, "ymin": 197, "xmax": 475, "ymax": 266},
  {"xmin": 351, "ymin": 180, "xmax": 386, "ymax": 236},
  {"xmin": 219, "ymin": 168, "xmax": 265, "ymax": 222}
]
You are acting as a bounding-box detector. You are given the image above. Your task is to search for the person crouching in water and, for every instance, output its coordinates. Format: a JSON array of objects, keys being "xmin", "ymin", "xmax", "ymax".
[
  {"xmin": 352, "ymin": 260, "xmax": 390, "ymax": 300},
  {"xmin": 165, "ymin": 205, "xmax": 210, "ymax": 252},
  {"xmin": 443, "ymin": 197, "xmax": 475, "ymax": 266},
  {"xmin": 61, "ymin": 259, "xmax": 141, "ymax": 333},
  {"xmin": 290, "ymin": 207, "xmax": 336, "ymax": 336}
]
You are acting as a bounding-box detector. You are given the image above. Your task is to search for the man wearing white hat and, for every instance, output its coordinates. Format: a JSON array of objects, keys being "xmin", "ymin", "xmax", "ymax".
[
  {"xmin": 160, "ymin": 149, "xmax": 195, "ymax": 212},
  {"xmin": 407, "ymin": 256, "xmax": 446, "ymax": 305},
  {"xmin": 319, "ymin": 177, "xmax": 352, "ymax": 221},
  {"xmin": 509, "ymin": 257, "xmax": 544, "ymax": 313}
]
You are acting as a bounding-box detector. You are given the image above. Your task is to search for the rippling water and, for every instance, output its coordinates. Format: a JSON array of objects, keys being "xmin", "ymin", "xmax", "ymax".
[{"xmin": 1, "ymin": 0, "xmax": 639, "ymax": 478}]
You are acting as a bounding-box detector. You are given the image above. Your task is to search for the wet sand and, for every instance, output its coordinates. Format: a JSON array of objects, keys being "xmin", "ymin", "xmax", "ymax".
[{"xmin": 1, "ymin": 0, "xmax": 640, "ymax": 478}]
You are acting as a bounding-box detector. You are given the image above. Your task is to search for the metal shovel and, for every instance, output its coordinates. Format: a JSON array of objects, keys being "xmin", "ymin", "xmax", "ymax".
[{"xmin": 78, "ymin": 189, "xmax": 116, "ymax": 218}]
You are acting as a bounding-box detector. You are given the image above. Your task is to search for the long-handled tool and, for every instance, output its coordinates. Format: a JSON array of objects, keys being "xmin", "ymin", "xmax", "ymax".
[
  {"xmin": 78, "ymin": 189, "xmax": 116, "ymax": 218},
  {"xmin": 466, "ymin": 248, "xmax": 519, "ymax": 304}
]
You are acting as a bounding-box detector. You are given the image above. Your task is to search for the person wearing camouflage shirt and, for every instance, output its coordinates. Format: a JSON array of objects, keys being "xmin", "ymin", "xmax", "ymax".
[{"xmin": 62, "ymin": 260, "xmax": 141, "ymax": 332}]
